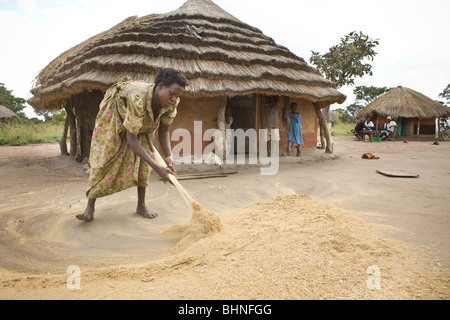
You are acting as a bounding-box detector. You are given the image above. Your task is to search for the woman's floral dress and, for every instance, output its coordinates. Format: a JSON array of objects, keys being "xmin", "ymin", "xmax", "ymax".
[{"xmin": 86, "ymin": 77, "xmax": 179, "ymax": 199}]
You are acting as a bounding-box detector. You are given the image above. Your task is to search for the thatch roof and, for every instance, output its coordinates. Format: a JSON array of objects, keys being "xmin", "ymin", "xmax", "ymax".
[
  {"xmin": 28, "ymin": 0, "xmax": 346, "ymax": 110},
  {"xmin": 328, "ymin": 111, "xmax": 340, "ymax": 123},
  {"xmin": 0, "ymin": 105, "xmax": 19, "ymax": 120},
  {"xmin": 357, "ymin": 86, "xmax": 450, "ymax": 120}
]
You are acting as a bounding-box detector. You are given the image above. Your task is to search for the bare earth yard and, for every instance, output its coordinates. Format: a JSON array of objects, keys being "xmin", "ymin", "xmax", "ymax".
[{"xmin": 0, "ymin": 136, "xmax": 449, "ymax": 299}]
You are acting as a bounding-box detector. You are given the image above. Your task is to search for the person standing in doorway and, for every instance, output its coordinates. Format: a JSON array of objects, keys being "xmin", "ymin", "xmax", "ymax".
[{"xmin": 288, "ymin": 102, "xmax": 303, "ymax": 156}]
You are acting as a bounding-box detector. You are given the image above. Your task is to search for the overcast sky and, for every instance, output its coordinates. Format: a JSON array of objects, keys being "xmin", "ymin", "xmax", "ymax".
[{"xmin": 1, "ymin": 0, "xmax": 449, "ymax": 117}]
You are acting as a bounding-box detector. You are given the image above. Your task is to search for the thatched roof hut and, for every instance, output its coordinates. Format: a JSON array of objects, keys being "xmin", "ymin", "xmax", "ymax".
[
  {"xmin": 28, "ymin": 0, "xmax": 344, "ymax": 110},
  {"xmin": 357, "ymin": 86, "xmax": 450, "ymax": 137},
  {"xmin": 357, "ymin": 86, "xmax": 449, "ymax": 120},
  {"xmin": 28, "ymin": 0, "xmax": 345, "ymax": 161},
  {"xmin": 0, "ymin": 105, "xmax": 19, "ymax": 122}
]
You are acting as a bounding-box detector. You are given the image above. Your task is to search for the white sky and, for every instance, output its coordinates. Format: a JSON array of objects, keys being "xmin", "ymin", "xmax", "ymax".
[{"xmin": 1, "ymin": 0, "xmax": 449, "ymax": 117}]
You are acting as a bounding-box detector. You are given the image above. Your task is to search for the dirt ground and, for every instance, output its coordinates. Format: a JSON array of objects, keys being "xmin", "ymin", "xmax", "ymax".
[{"xmin": 0, "ymin": 135, "xmax": 449, "ymax": 300}]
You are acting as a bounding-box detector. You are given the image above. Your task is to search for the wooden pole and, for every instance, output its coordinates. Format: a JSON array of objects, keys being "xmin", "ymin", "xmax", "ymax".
[
  {"xmin": 217, "ymin": 96, "xmax": 227, "ymax": 162},
  {"xmin": 255, "ymin": 94, "xmax": 261, "ymax": 153},
  {"xmin": 417, "ymin": 119, "xmax": 421, "ymax": 138},
  {"xmin": 60, "ymin": 101, "xmax": 69, "ymax": 156},
  {"xmin": 313, "ymin": 102, "xmax": 333, "ymax": 154},
  {"xmin": 67, "ymin": 100, "xmax": 77, "ymax": 157},
  {"xmin": 283, "ymin": 96, "xmax": 291, "ymax": 154}
]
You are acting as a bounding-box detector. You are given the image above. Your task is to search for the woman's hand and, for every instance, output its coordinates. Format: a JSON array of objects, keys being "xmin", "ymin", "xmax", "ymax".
[
  {"xmin": 164, "ymin": 155, "xmax": 177, "ymax": 174},
  {"xmin": 155, "ymin": 165, "xmax": 175, "ymax": 183}
]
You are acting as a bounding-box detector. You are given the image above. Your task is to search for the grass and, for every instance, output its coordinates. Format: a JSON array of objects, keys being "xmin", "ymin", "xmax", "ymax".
[
  {"xmin": 329, "ymin": 122, "xmax": 354, "ymax": 136},
  {"xmin": 317, "ymin": 123, "xmax": 355, "ymax": 137},
  {"xmin": 0, "ymin": 122, "xmax": 65, "ymax": 146}
]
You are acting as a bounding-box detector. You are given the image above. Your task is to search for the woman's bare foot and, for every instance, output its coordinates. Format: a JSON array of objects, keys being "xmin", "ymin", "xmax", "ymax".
[
  {"xmin": 76, "ymin": 209, "xmax": 94, "ymax": 222},
  {"xmin": 76, "ymin": 199, "xmax": 95, "ymax": 222},
  {"xmin": 137, "ymin": 204, "xmax": 158, "ymax": 219}
]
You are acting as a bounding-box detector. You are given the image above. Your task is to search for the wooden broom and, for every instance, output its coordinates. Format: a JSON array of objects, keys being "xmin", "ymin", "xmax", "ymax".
[{"xmin": 153, "ymin": 149, "xmax": 195, "ymax": 212}]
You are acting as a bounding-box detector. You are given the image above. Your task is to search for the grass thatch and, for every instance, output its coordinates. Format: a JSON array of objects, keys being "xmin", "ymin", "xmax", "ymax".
[
  {"xmin": 357, "ymin": 86, "xmax": 450, "ymax": 120},
  {"xmin": 0, "ymin": 105, "xmax": 19, "ymax": 120},
  {"xmin": 29, "ymin": 0, "xmax": 346, "ymax": 110}
]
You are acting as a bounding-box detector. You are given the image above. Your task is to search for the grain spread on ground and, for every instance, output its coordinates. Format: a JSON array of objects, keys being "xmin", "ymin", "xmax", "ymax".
[{"xmin": 1, "ymin": 194, "xmax": 448, "ymax": 300}]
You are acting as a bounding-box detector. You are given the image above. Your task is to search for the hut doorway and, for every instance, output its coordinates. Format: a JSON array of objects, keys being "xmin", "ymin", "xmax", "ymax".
[
  {"xmin": 228, "ymin": 95, "xmax": 257, "ymax": 154},
  {"xmin": 400, "ymin": 118, "xmax": 410, "ymax": 136}
]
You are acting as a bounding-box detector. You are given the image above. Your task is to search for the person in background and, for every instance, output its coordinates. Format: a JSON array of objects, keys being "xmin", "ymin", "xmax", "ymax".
[
  {"xmin": 76, "ymin": 68, "xmax": 189, "ymax": 222},
  {"xmin": 263, "ymin": 95, "xmax": 280, "ymax": 157},
  {"xmin": 364, "ymin": 117, "xmax": 375, "ymax": 131},
  {"xmin": 380, "ymin": 116, "xmax": 398, "ymax": 141},
  {"xmin": 288, "ymin": 102, "xmax": 303, "ymax": 157},
  {"xmin": 225, "ymin": 107, "xmax": 233, "ymax": 156},
  {"xmin": 354, "ymin": 118, "xmax": 366, "ymax": 136}
]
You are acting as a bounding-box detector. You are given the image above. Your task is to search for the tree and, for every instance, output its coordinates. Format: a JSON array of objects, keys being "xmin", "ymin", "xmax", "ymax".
[
  {"xmin": 438, "ymin": 83, "xmax": 450, "ymax": 106},
  {"xmin": 353, "ymin": 85, "xmax": 392, "ymax": 106},
  {"xmin": 33, "ymin": 108, "xmax": 55, "ymax": 122},
  {"xmin": 334, "ymin": 108, "xmax": 353, "ymax": 123},
  {"xmin": 309, "ymin": 31, "xmax": 379, "ymax": 152},
  {"xmin": 0, "ymin": 82, "xmax": 27, "ymax": 117},
  {"xmin": 346, "ymin": 103, "xmax": 364, "ymax": 120},
  {"xmin": 310, "ymin": 31, "xmax": 380, "ymax": 89}
]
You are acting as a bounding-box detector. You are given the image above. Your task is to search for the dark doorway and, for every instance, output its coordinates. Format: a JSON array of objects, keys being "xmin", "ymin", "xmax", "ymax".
[{"xmin": 228, "ymin": 95, "xmax": 256, "ymax": 154}]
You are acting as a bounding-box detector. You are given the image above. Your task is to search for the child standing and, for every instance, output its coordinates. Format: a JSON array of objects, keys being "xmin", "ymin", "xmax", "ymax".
[{"xmin": 288, "ymin": 102, "xmax": 303, "ymax": 157}]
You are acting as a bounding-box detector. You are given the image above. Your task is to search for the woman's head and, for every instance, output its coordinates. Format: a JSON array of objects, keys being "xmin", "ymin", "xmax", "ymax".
[
  {"xmin": 154, "ymin": 68, "xmax": 189, "ymax": 88},
  {"xmin": 290, "ymin": 102, "xmax": 298, "ymax": 112},
  {"xmin": 154, "ymin": 68, "xmax": 189, "ymax": 108}
]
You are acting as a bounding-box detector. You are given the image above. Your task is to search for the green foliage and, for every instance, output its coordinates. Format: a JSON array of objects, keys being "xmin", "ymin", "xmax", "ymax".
[
  {"xmin": 0, "ymin": 82, "xmax": 27, "ymax": 116},
  {"xmin": 34, "ymin": 108, "xmax": 54, "ymax": 122},
  {"xmin": 346, "ymin": 103, "xmax": 364, "ymax": 119},
  {"xmin": 310, "ymin": 31, "xmax": 379, "ymax": 88},
  {"xmin": 51, "ymin": 110, "xmax": 66, "ymax": 124},
  {"xmin": 0, "ymin": 82, "xmax": 66, "ymax": 122},
  {"xmin": 0, "ymin": 122, "xmax": 64, "ymax": 145},
  {"xmin": 353, "ymin": 85, "xmax": 392, "ymax": 106},
  {"xmin": 334, "ymin": 108, "xmax": 353, "ymax": 123},
  {"xmin": 439, "ymin": 83, "xmax": 450, "ymax": 106}
]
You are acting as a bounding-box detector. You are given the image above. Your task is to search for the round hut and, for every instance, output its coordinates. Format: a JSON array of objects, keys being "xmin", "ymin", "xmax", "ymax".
[
  {"xmin": 0, "ymin": 105, "xmax": 20, "ymax": 126},
  {"xmin": 357, "ymin": 86, "xmax": 450, "ymax": 138},
  {"xmin": 28, "ymin": 0, "xmax": 345, "ymax": 161}
]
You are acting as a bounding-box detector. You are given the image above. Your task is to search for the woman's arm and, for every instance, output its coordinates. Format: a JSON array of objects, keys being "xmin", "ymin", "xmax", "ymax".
[
  {"xmin": 126, "ymin": 131, "xmax": 174, "ymax": 180},
  {"xmin": 159, "ymin": 123, "xmax": 172, "ymax": 158},
  {"xmin": 158, "ymin": 123, "xmax": 176, "ymax": 173}
]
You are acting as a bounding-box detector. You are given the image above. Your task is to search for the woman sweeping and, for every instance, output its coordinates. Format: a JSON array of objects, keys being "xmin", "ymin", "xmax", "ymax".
[
  {"xmin": 76, "ymin": 68, "xmax": 189, "ymax": 222},
  {"xmin": 288, "ymin": 102, "xmax": 303, "ymax": 157}
]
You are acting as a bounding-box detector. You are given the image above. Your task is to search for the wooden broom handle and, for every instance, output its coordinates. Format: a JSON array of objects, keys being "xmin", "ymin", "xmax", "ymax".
[{"xmin": 153, "ymin": 149, "xmax": 194, "ymax": 211}]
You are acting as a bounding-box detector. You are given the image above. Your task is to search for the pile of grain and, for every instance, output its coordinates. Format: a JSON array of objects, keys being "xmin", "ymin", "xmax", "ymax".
[{"xmin": 162, "ymin": 201, "xmax": 223, "ymax": 253}]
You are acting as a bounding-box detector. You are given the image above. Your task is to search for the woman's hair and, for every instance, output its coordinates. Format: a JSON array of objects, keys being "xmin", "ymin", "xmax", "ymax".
[{"xmin": 154, "ymin": 68, "xmax": 189, "ymax": 88}]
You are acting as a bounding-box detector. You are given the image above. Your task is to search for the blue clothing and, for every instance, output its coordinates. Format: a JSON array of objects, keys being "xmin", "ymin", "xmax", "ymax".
[{"xmin": 288, "ymin": 113, "xmax": 303, "ymax": 145}]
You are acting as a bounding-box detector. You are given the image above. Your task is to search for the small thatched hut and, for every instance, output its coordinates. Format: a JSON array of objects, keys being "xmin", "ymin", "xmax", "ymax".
[
  {"xmin": 28, "ymin": 0, "xmax": 345, "ymax": 161},
  {"xmin": 0, "ymin": 105, "xmax": 19, "ymax": 126},
  {"xmin": 357, "ymin": 86, "xmax": 450, "ymax": 138}
]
